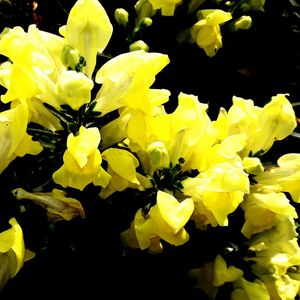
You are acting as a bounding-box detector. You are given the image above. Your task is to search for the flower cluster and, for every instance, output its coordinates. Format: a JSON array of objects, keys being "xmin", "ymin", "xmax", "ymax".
[{"xmin": 0, "ymin": 0, "xmax": 299, "ymax": 298}]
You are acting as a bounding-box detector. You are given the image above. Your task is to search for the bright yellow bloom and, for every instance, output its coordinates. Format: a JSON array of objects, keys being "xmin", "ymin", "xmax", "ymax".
[
  {"xmin": 183, "ymin": 162, "xmax": 249, "ymax": 226},
  {"xmin": 133, "ymin": 191, "xmax": 194, "ymax": 250},
  {"xmin": 53, "ymin": 126, "xmax": 111, "ymax": 190},
  {"xmin": 213, "ymin": 255, "xmax": 243, "ymax": 286},
  {"xmin": 100, "ymin": 148, "xmax": 146, "ymax": 198},
  {"xmin": 0, "ymin": 101, "xmax": 42, "ymax": 173},
  {"xmin": 213, "ymin": 94, "xmax": 296, "ymax": 157},
  {"xmin": 0, "ymin": 25, "xmax": 64, "ymax": 105},
  {"xmin": 255, "ymin": 153, "xmax": 300, "ymax": 203},
  {"xmin": 61, "ymin": 0, "xmax": 113, "ymax": 77},
  {"xmin": 246, "ymin": 216, "xmax": 300, "ymax": 300},
  {"xmin": 99, "ymin": 88, "xmax": 169, "ymax": 150},
  {"xmin": 213, "ymin": 96, "xmax": 260, "ymax": 142},
  {"xmin": 191, "ymin": 9, "xmax": 232, "ymax": 57},
  {"xmin": 0, "ymin": 25, "xmax": 85, "ymax": 127},
  {"xmin": 190, "ymin": 133, "xmax": 246, "ymax": 173},
  {"xmin": 0, "ymin": 218, "xmax": 25, "ymax": 290},
  {"xmin": 122, "ymin": 92, "xmax": 214, "ymax": 174},
  {"xmin": 55, "ymin": 70, "xmax": 93, "ymax": 110},
  {"xmin": 241, "ymin": 192, "xmax": 297, "ymax": 238},
  {"xmin": 13, "ymin": 188, "xmax": 85, "ymax": 221},
  {"xmin": 251, "ymin": 94, "xmax": 296, "ymax": 155},
  {"xmin": 94, "ymin": 50, "xmax": 170, "ymax": 115},
  {"xmin": 148, "ymin": 0, "xmax": 183, "ymax": 16}
]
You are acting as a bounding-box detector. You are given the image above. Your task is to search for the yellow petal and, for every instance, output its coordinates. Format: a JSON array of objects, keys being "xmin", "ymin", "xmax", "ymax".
[
  {"xmin": 156, "ymin": 190, "xmax": 194, "ymax": 234},
  {"xmin": 213, "ymin": 255, "xmax": 243, "ymax": 286},
  {"xmin": 102, "ymin": 148, "xmax": 139, "ymax": 182},
  {"xmin": 67, "ymin": 126, "xmax": 101, "ymax": 169},
  {"xmin": 65, "ymin": 0, "xmax": 113, "ymax": 76}
]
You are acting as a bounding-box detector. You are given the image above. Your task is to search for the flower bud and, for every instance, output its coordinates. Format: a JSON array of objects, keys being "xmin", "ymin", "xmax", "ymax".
[
  {"xmin": 55, "ymin": 70, "xmax": 93, "ymax": 110},
  {"xmin": 146, "ymin": 141, "xmax": 170, "ymax": 169},
  {"xmin": 129, "ymin": 40, "xmax": 149, "ymax": 52},
  {"xmin": 61, "ymin": 45, "xmax": 81, "ymax": 70},
  {"xmin": 231, "ymin": 16, "xmax": 252, "ymax": 32},
  {"xmin": 139, "ymin": 17, "xmax": 153, "ymax": 28},
  {"xmin": 114, "ymin": 8, "xmax": 129, "ymax": 27}
]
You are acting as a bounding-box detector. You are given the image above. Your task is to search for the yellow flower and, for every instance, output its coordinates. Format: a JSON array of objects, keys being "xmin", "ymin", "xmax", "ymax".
[
  {"xmin": 213, "ymin": 255, "xmax": 243, "ymax": 287},
  {"xmin": 123, "ymin": 92, "xmax": 214, "ymax": 174},
  {"xmin": 246, "ymin": 216, "xmax": 300, "ymax": 300},
  {"xmin": 0, "ymin": 101, "xmax": 42, "ymax": 173},
  {"xmin": 190, "ymin": 133, "xmax": 246, "ymax": 172},
  {"xmin": 250, "ymin": 94, "xmax": 296, "ymax": 155},
  {"xmin": 61, "ymin": 0, "xmax": 113, "ymax": 77},
  {"xmin": 191, "ymin": 9, "xmax": 232, "ymax": 57},
  {"xmin": 183, "ymin": 162, "xmax": 249, "ymax": 226},
  {"xmin": 0, "ymin": 218, "xmax": 25, "ymax": 290},
  {"xmin": 0, "ymin": 25, "xmax": 64, "ymax": 105},
  {"xmin": 241, "ymin": 192, "xmax": 297, "ymax": 238},
  {"xmin": 100, "ymin": 148, "xmax": 146, "ymax": 198},
  {"xmin": 94, "ymin": 50, "xmax": 170, "ymax": 115},
  {"xmin": 133, "ymin": 191, "xmax": 194, "ymax": 250},
  {"xmin": 255, "ymin": 153, "xmax": 300, "ymax": 203},
  {"xmin": 55, "ymin": 70, "xmax": 93, "ymax": 110},
  {"xmin": 213, "ymin": 94, "xmax": 296, "ymax": 157},
  {"xmin": 148, "ymin": 0, "xmax": 183, "ymax": 16},
  {"xmin": 53, "ymin": 126, "xmax": 111, "ymax": 190},
  {"xmin": 242, "ymin": 157, "xmax": 264, "ymax": 175},
  {"xmin": 13, "ymin": 188, "xmax": 85, "ymax": 221}
]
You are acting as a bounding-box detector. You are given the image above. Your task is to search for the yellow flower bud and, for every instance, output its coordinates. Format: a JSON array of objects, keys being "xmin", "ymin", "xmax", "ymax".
[
  {"xmin": 139, "ymin": 17, "xmax": 153, "ymax": 28},
  {"xmin": 55, "ymin": 70, "xmax": 93, "ymax": 110},
  {"xmin": 231, "ymin": 15, "xmax": 252, "ymax": 31},
  {"xmin": 129, "ymin": 40, "xmax": 150, "ymax": 52},
  {"xmin": 146, "ymin": 141, "xmax": 170, "ymax": 170},
  {"xmin": 61, "ymin": 45, "xmax": 81, "ymax": 70},
  {"xmin": 114, "ymin": 8, "xmax": 129, "ymax": 27}
]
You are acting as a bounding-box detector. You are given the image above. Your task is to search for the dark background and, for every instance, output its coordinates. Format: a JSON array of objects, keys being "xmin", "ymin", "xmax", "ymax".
[{"xmin": 1, "ymin": 0, "xmax": 300, "ymax": 299}]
